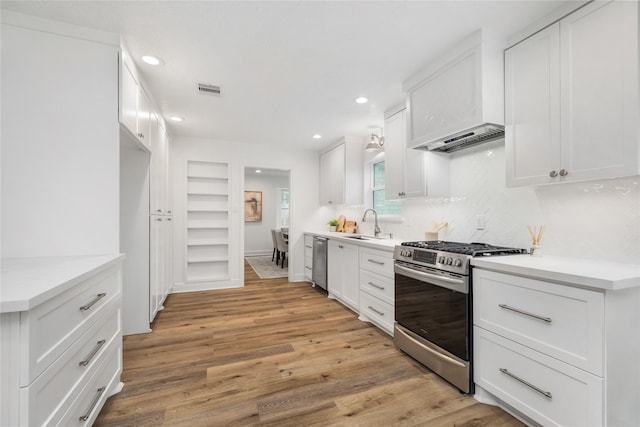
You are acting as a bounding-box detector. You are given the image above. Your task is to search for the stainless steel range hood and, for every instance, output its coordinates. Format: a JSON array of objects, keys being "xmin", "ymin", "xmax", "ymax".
[{"xmin": 413, "ymin": 123, "xmax": 505, "ymax": 153}]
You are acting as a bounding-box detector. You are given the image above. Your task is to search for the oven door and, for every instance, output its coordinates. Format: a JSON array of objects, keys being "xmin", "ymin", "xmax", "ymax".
[{"xmin": 394, "ymin": 262, "xmax": 470, "ymax": 361}]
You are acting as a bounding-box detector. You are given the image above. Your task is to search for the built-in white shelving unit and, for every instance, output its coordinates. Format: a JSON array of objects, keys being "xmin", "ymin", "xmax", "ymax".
[{"xmin": 186, "ymin": 161, "xmax": 230, "ymax": 283}]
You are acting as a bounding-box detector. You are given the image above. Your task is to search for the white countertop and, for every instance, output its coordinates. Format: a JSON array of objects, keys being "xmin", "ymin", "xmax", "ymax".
[
  {"xmin": 305, "ymin": 231, "xmax": 403, "ymax": 251},
  {"xmin": 0, "ymin": 254, "xmax": 125, "ymax": 313},
  {"xmin": 471, "ymin": 254, "xmax": 640, "ymax": 291}
]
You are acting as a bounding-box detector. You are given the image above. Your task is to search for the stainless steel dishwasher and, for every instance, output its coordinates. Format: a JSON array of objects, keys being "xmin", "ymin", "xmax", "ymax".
[{"xmin": 312, "ymin": 236, "xmax": 328, "ymax": 291}]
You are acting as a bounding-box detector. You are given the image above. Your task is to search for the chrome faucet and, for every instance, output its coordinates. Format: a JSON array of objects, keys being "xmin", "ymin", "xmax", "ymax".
[{"xmin": 361, "ymin": 209, "xmax": 380, "ymax": 237}]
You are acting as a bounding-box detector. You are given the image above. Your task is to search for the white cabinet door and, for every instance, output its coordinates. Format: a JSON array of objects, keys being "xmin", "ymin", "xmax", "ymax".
[
  {"xmin": 120, "ymin": 60, "xmax": 138, "ymax": 136},
  {"xmin": 149, "ymin": 113, "xmax": 163, "ymax": 214},
  {"xmin": 506, "ymin": 0, "xmax": 638, "ymax": 186},
  {"xmin": 149, "ymin": 216, "xmax": 164, "ymax": 322},
  {"xmin": 319, "ymin": 146, "xmax": 338, "ymax": 205},
  {"xmin": 384, "ymin": 108, "xmax": 407, "ymax": 200},
  {"xmin": 505, "ymin": 24, "xmax": 561, "ymax": 186},
  {"xmin": 341, "ymin": 243, "xmax": 359, "ymax": 310},
  {"xmin": 136, "ymin": 89, "xmax": 151, "ymax": 150},
  {"xmin": 559, "ymin": 0, "xmax": 638, "ymax": 182},
  {"xmin": 319, "ymin": 139, "xmax": 363, "ymax": 205},
  {"xmin": 327, "ymin": 240, "xmax": 359, "ymax": 310},
  {"xmin": 327, "ymin": 240, "xmax": 343, "ymax": 299}
]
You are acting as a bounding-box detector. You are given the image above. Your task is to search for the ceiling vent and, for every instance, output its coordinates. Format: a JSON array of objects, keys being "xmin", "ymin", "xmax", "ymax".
[{"xmin": 198, "ymin": 83, "xmax": 221, "ymax": 95}]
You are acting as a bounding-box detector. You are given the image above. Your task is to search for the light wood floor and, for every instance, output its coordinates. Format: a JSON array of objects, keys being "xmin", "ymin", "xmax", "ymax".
[{"xmin": 95, "ymin": 261, "xmax": 524, "ymax": 426}]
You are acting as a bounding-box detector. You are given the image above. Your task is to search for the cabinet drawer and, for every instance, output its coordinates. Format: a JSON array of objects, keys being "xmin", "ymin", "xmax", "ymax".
[
  {"xmin": 359, "ymin": 291, "xmax": 394, "ymax": 335},
  {"xmin": 359, "ymin": 270, "xmax": 394, "ymax": 305},
  {"xmin": 21, "ymin": 303, "xmax": 121, "ymax": 426},
  {"xmin": 474, "ymin": 327, "xmax": 603, "ymax": 427},
  {"xmin": 473, "ymin": 269, "xmax": 604, "ymax": 375},
  {"xmin": 304, "ymin": 255, "xmax": 313, "ymax": 269},
  {"xmin": 20, "ymin": 265, "xmax": 121, "ymax": 386},
  {"xmin": 304, "ymin": 266, "xmax": 312, "ymax": 280},
  {"xmin": 304, "ymin": 245, "xmax": 313, "ymax": 259},
  {"xmin": 304, "ymin": 234, "xmax": 313, "ymax": 247},
  {"xmin": 359, "ymin": 248, "xmax": 393, "ymax": 278},
  {"xmin": 55, "ymin": 342, "xmax": 122, "ymax": 427}
]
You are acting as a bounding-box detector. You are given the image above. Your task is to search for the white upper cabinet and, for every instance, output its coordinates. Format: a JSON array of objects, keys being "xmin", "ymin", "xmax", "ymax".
[
  {"xmin": 150, "ymin": 115, "xmax": 171, "ymax": 215},
  {"xmin": 404, "ymin": 29, "xmax": 505, "ymax": 149},
  {"xmin": 120, "ymin": 60, "xmax": 139, "ymax": 137},
  {"xmin": 119, "ymin": 50, "xmax": 153, "ymax": 151},
  {"xmin": 506, "ymin": 0, "xmax": 639, "ymax": 186},
  {"xmin": 319, "ymin": 137, "xmax": 363, "ymax": 205},
  {"xmin": 384, "ymin": 108, "xmax": 449, "ymax": 200},
  {"xmin": 384, "ymin": 107, "xmax": 450, "ymax": 200}
]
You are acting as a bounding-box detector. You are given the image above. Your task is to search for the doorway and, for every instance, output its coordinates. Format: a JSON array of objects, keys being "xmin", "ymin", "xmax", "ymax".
[{"xmin": 243, "ymin": 167, "xmax": 290, "ymax": 278}]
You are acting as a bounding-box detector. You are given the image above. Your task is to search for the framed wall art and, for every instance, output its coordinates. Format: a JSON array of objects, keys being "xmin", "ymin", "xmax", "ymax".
[{"xmin": 244, "ymin": 191, "xmax": 262, "ymax": 222}]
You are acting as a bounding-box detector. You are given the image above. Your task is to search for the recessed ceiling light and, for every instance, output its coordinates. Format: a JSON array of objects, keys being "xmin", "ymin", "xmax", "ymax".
[
  {"xmin": 355, "ymin": 97, "xmax": 368, "ymax": 104},
  {"xmin": 312, "ymin": 134, "xmax": 322, "ymax": 139},
  {"xmin": 169, "ymin": 116, "xmax": 184, "ymax": 122},
  {"xmin": 141, "ymin": 55, "xmax": 163, "ymax": 66},
  {"xmin": 255, "ymin": 169, "xmax": 262, "ymax": 173}
]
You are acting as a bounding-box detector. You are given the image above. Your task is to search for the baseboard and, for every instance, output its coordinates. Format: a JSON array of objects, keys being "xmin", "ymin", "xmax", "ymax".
[
  {"xmin": 244, "ymin": 250, "xmax": 272, "ymax": 257},
  {"xmin": 171, "ymin": 280, "xmax": 243, "ymax": 293}
]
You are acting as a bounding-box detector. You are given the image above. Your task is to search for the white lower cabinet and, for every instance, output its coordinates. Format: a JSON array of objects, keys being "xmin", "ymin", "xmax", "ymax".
[
  {"xmin": 304, "ymin": 234, "xmax": 313, "ymax": 282},
  {"xmin": 475, "ymin": 327, "xmax": 603, "ymax": 427},
  {"xmin": 0, "ymin": 257, "xmax": 124, "ymax": 427},
  {"xmin": 327, "ymin": 240, "xmax": 359, "ymax": 311},
  {"xmin": 358, "ymin": 247, "xmax": 394, "ymax": 335},
  {"xmin": 473, "ymin": 268, "xmax": 639, "ymax": 427}
]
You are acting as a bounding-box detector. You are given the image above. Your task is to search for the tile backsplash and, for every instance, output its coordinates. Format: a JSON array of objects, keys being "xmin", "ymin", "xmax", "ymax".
[{"xmin": 336, "ymin": 141, "xmax": 640, "ymax": 264}]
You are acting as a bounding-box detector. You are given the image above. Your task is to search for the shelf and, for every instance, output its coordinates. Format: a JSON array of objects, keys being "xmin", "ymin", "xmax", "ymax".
[
  {"xmin": 187, "ymin": 257, "xmax": 229, "ymax": 264},
  {"xmin": 187, "ymin": 192, "xmax": 229, "ymax": 196},
  {"xmin": 187, "ymin": 176, "xmax": 228, "ymax": 181},
  {"xmin": 187, "ymin": 208, "xmax": 228, "ymax": 213},
  {"xmin": 187, "ymin": 240, "xmax": 229, "ymax": 246},
  {"xmin": 186, "ymin": 160, "xmax": 230, "ymax": 285}
]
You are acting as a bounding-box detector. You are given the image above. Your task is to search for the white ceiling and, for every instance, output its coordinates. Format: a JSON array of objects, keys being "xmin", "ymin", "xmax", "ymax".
[{"xmin": 1, "ymin": 1, "xmax": 573, "ymax": 151}]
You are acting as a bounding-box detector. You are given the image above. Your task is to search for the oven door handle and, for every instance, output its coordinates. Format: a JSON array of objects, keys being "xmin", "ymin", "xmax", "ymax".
[{"xmin": 394, "ymin": 264, "xmax": 468, "ymax": 293}]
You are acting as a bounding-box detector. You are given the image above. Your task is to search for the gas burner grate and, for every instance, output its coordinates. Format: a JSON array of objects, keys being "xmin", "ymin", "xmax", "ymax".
[{"xmin": 401, "ymin": 241, "xmax": 527, "ymax": 256}]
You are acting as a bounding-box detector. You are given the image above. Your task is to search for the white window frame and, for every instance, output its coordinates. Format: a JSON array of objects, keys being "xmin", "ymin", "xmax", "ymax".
[{"xmin": 366, "ymin": 157, "xmax": 402, "ymax": 220}]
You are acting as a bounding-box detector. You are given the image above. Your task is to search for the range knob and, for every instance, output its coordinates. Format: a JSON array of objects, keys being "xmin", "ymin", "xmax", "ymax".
[
  {"xmin": 438, "ymin": 256, "xmax": 446, "ymax": 264},
  {"xmin": 401, "ymin": 250, "xmax": 412, "ymax": 257},
  {"xmin": 453, "ymin": 258, "xmax": 462, "ymax": 267},
  {"xmin": 446, "ymin": 257, "xmax": 453, "ymax": 265}
]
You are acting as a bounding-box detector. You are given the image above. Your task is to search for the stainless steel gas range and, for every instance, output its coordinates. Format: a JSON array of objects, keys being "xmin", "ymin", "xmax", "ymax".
[{"xmin": 393, "ymin": 241, "xmax": 527, "ymax": 393}]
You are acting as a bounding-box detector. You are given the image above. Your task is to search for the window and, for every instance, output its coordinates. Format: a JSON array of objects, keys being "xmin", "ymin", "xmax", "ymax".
[
  {"xmin": 277, "ymin": 188, "xmax": 289, "ymax": 227},
  {"xmin": 372, "ymin": 161, "xmax": 401, "ymax": 215}
]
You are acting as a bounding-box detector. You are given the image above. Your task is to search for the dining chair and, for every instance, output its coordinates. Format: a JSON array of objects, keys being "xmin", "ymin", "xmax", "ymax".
[
  {"xmin": 275, "ymin": 230, "xmax": 288, "ymax": 269},
  {"xmin": 270, "ymin": 229, "xmax": 280, "ymax": 262}
]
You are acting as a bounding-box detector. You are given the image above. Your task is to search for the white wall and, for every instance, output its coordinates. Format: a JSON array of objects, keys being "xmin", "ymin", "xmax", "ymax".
[
  {"xmin": 336, "ymin": 140, "xmax": 640, "ymax": 265},
  {"xmin": 1, "ymin": 13, "xmax": 120, "ymax": 258},
  {"xmin": 171, "ymin": 136, "xmax": 326, "ymax": 291},
  {"xmin": 244, "ymin": 172, "xmax": 289, "ymax": 256}
]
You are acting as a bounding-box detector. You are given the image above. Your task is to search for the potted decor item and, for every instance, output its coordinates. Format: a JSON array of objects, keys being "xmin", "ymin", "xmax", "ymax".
[{"xmin": 327, "ymin": 219, "xmax": 338, "ymax": 232}]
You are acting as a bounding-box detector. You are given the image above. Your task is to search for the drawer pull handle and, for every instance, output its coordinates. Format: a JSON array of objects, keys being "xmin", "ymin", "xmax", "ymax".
[
  {"xmin": 499, "ymin": 368, "xmax": 552, "ymax": 399},
  {"xmin": 80, "ymin": 293, "xmax": 107, "ymax": 311},
  {"xmin": 498, "ymin": 304, "xmax": 552, "ymax": 323},
  {"xmin": 367, "ymin": 281, "xmax": 385, "ymax": 290},
  {"xmin": 79, "ymin": 386, "xmax": 107, "ymax": 422},
  {"xmin": 368, "ymin": 259, "xmax": 385, "ymax": 266},
  {"xmin": 368, "ymin": 306, "xmax": 384, "ymax": 316},
  {"xmin": 305, "ymin": 245, "xmax": 312, "ymax": 248},
  {"xmin": 79, "ymin": 339, "xmax": 106, "ymax": 367}
]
